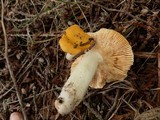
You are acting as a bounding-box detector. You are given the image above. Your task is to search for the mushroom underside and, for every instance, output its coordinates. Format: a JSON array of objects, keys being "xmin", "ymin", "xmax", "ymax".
[{"xmin": 71, "ymin": 29, "xmax": 134, "ymax": 88}]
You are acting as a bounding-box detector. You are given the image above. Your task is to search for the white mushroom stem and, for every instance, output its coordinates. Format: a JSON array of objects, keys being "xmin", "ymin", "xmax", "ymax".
[
  {"xmin": 66, "ymin": 53, "xmax": 75, "ymax": 61},
  {"xmin": 55, "ymin": 50, "xmax": 103, "ymax": 115}
]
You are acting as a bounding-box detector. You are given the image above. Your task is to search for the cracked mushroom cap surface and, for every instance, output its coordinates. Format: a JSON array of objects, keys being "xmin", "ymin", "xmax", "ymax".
[{"xmin": 71, "ymin": 28, "xmax": 134, "ymax": 88}]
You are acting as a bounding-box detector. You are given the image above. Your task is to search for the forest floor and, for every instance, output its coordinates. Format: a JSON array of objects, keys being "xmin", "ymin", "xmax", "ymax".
[{"xmin": 0, "ymin": 0, "xmax": 160, "ymax": 120}]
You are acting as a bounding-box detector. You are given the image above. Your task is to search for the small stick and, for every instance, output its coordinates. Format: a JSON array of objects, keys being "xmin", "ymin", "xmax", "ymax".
[
  {"xmin": 104, "ymin": 89, "xmax": 120, "ymax": 120},
  {"xmin": 75, "ymin": 0, "xmax": 92, "ymax": 32},
  {"xmin": 83, "ymin": 101, "xmax": 103, "ymax": 120},
  {"xmin": 157, "ymin": 53, "xmax": 160, "ymax": 105},
  {"xmin": 134, "ymin": 52, "xmax": 157, "ymax": 58},
  {"xmin": 137, "ymin": 44, "xmax": 159, "ymax": 73},
  {"xmin": 72, "ymin": 38, "xmax": 96, "ymax": 60},
  {"xmin": 1, "ymin": 0, "xmax": 28, "ymax": 120},
  {"xmin": 86, "ymin": 0, "xmax": 147, "ymax": 24}
]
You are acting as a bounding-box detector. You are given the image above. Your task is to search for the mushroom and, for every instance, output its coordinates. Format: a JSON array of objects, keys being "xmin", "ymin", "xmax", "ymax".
[{"xmin": 55, "ymin": 25, "xmax": 134, "ymax": 115}]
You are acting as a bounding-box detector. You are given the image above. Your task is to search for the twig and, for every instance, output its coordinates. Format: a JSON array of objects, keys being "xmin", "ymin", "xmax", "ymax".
[
  {"xmin": 1, "ymin": 0, "xmax": 28, "ymax": 120},
  {"xmin": 134, "ymin": 52, "xmax": 158, "ymax": 58},
  {"xmin": 83, "ymin": 101, "xmax": 103, "ymax": 120},
  {"xmin": 0, "ymin": 87, "xmax": 13, "ymax": 100},
  {"xmin": 6, "ymin": 32, "xmax": 61, "ymax": 37},
  {"xmin": 122, "ymin": 98, "xmax": 138, "ymax": 113},
  {"xmin": 0, "ymin": 79, "xmax": 12, "ymax": 95},
  {"xmin": 32, "ymin": 86, "xmax": 38, "ymax": 120},
  {"xmin": 72, "ymin": 38, "xmax": 96, "ymax": 60},
  {"xmin": 104, "ymin": 89, "xmax": 120, "ymax": 120},
  {"xmin": 157, "ymin": 52, "xmax": 160, "ymax": 105},
  {"xmin": 86, "ymin": 0, "xmax": 147, "ymax": 24},
  {"xmin": 108, "ymin": 98, "xmax": 123, "ymax": 120},
  {"xmin": 137, "ymin": 44, "xmax": 159, "ymax": 73},
  {"xmin": 75, "ymin": 0, "xmax": 92, "ymax": 31},
  {"xmin": 5, "ymin": 88, "xmax": 57, "ymax": 105},
  {"xmin": 4, "ymin": 17, "xmax": 31, "ymax": 22}
]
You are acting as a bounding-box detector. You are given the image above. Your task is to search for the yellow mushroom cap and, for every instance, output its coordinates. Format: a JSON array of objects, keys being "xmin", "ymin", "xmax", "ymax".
[
  {"xmin": 59, "ymin": 25, "xmax": 93, "ymax": 55},
  {"xmin": 71, "ymin": 28, "xmax": 134, "ymax": 88},
  {"xmin": 59, "ymin": 34, "xmax": 81, "ymax": 55}
]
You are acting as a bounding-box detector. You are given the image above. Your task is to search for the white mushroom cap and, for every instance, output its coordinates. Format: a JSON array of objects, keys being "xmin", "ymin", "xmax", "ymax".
[{"xmin": 71, "ymin": 28, "xmax": 134, "ymax": 88}]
